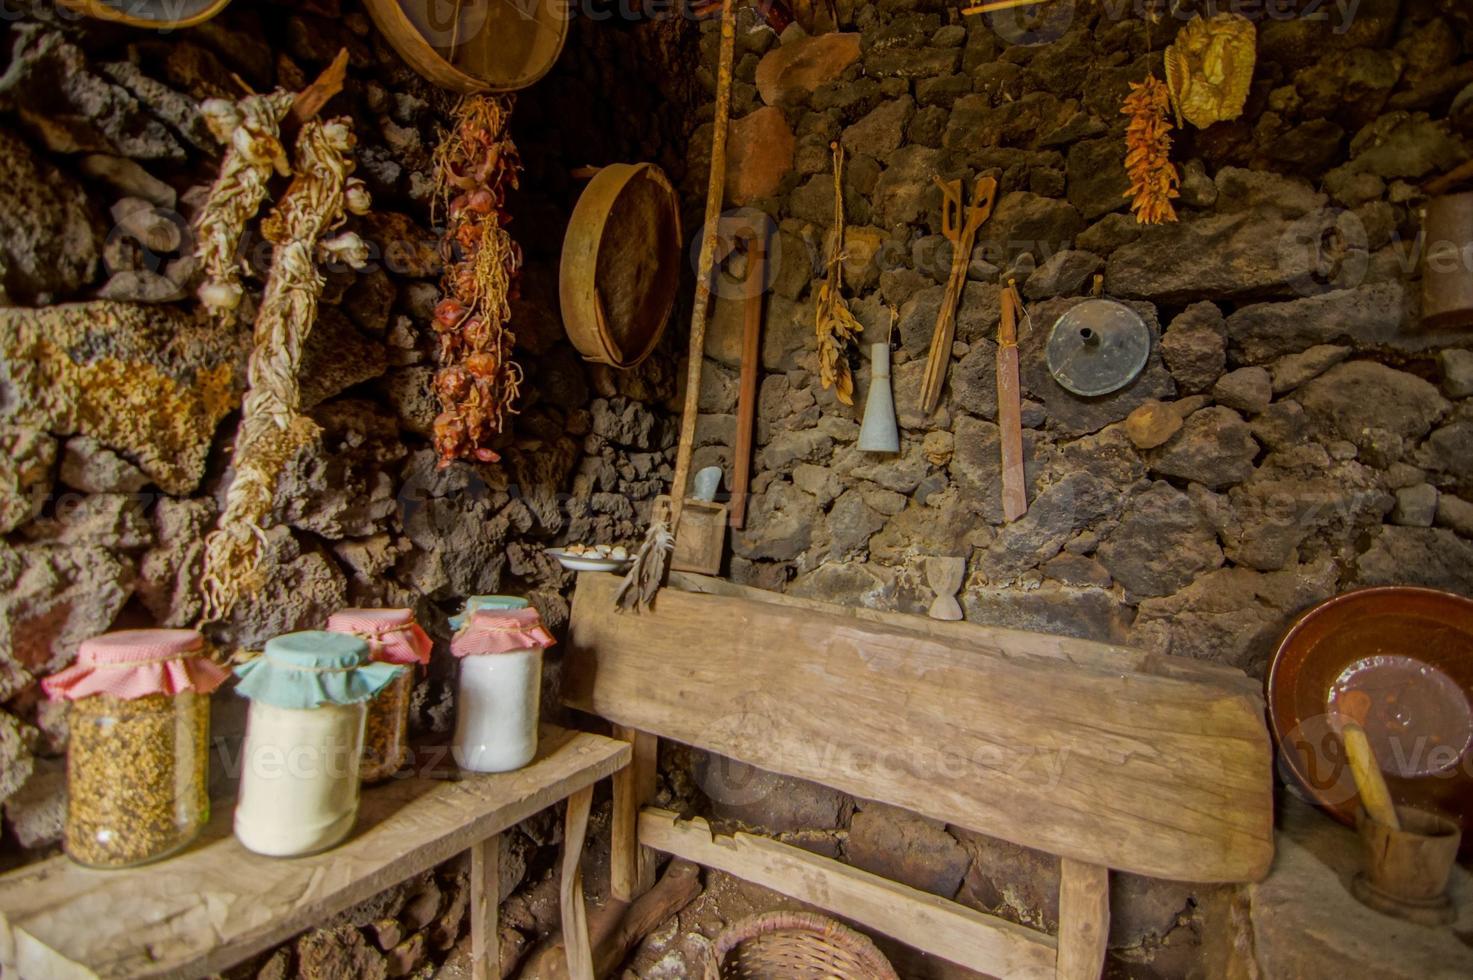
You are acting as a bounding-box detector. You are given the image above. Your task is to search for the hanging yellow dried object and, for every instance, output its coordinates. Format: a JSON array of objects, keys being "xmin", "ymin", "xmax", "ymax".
[
  {"xmin": 1122, "ymin": 74, "xmax": 1180, "ymax": 225},
  {"xmin": 1164, "ymin": 13, "xmax": 1257, "ymax": 129},
  {"xmin": 816, "ymin": 141, "xmax": 860, "ymax": 405}
]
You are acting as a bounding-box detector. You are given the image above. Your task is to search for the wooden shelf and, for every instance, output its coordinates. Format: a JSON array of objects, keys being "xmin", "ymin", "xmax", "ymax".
[{"xmin": 0, "ymin": 726, "xmax": 629, "ymax": 980}]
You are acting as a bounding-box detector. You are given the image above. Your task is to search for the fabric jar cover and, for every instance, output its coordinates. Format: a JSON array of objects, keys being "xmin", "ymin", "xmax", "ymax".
[
  {"xmin": 234, "ymin": 630, "xmax": 405, "ymax": 710},
  {"xmin": 41, "ymin": 628, "xmax": 230, "ymax": 701},
  {"xmin": 451, "ymin": 607, "xmax": 556, "ymax": 657},
  {"xmin": 449, "ymin": 595, "xmax": 529, "ymax": 631},
  {"xmin": 325, "ymin": 607, "xmax": 433, "ymax": 666}
]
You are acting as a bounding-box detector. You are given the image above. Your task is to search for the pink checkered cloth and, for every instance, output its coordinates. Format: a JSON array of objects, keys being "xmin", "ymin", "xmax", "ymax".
[
  {"xmin": 451, "ymin": 607, "xmax": 556, "ymax": 657},
  {"xmin": 42, "ymin": 629, "xmax": 230, "ymax": 701},
  {"xmin": 326, "ymin": 608, "xmax": 433, "ymax": 666}
]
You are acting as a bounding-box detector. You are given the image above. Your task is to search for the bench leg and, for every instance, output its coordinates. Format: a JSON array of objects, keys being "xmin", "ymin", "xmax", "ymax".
[
  {"xmin": 610, "ymin": 726, "xmax": 658, "ymax": 902},
  {"xmin": 1056, "ymin": 858, "xmax": 1109, "ymax": 980},
  {"xmin": 560, "ymin": 785, "xmax": 596, "ymax": 980},
  {"xmin": 470, "ymin": 834, "xmax": 501, "ymax": 980}
]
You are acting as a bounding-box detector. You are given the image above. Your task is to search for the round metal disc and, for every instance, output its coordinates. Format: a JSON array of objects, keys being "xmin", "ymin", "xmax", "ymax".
[{"xmin": 1045, "ymin": 300, "xmax": 1151, "ymax": 397}]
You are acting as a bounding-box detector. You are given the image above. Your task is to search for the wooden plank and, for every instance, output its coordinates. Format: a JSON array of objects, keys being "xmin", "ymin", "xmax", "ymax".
[
  {"xmin": 560, "ymin": 786, "xmax": 596, "ymax": 980},
  {"xmin": 640, "ymin": 808, "xmax": 1057, "ymax": 980},
  {"xmin": 610, "ymin": 726, "xmax": 658, "ymax": 902},
  {"xmin": 0, "ymin": 727, "xmax": 628, "ymax": 980},
  {"xmin": 729, "ymin": 229, "xmax": 765, "ymax": 529},
  {"xmin": 666, "ymin": 571, "xmax": 1260, "ymax": 694},
  {"xmin": 470, "ymin": 834, "xmax": 501, "ymax": 980},
  {"xmin": 568, "ymin": 574, "xmax": 1274, "ymax": 883},
  {"xmin": 1056, "ymin": 859, "xmax": 1109, "ymax": 980}
]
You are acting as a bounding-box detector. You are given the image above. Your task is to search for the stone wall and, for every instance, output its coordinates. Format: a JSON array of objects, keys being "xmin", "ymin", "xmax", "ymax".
[
  {"xmin": 672, "ymin": 0, "xmax": 1473, "ymax": 974},
  {"xmin": 0, "ymin": 0, "xmax": 699, "ymax": 973}
]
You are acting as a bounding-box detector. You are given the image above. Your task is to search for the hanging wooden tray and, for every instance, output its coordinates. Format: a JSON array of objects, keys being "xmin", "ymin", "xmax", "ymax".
[
  {"xmin": 364, "ymin": 0, "xmax": 570, "ymax": 94},
  {"xmin": 1267, "ymin": 586, "xmax": 1473, "ymax": 857},
  {"xmin": 560, "ymin": 163, "xmax": 682, "ymax": 370},
  {"xmin": 57, "ymin": 0, "xmax": 232, "ymax": 28}
]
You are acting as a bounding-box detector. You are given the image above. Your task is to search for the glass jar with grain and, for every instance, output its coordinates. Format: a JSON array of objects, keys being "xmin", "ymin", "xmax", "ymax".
[
  {"xmin": 325, "ymin": 607, "xmax": 433, "ymax": 782},
  {"xmin": 232, "ymin": 631, "xmax": 404, "ymax": 858},
  {"xmin": 42, "ymin": 628, "xmax": 229, "ymax": 869},
  {"xmin": 451, "ymin": 606, "xmax": 555, "ymax": 773}
]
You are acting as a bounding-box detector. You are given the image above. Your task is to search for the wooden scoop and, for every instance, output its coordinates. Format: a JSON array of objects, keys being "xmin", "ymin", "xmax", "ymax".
[{"xmin": 1339, "ymin": 690, "xmax": 1400, "ymax": 831}]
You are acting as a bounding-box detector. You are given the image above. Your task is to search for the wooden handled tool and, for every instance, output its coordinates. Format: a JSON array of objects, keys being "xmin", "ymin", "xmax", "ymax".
[
  {"xmin": 1339, "ymin": 690, "xmax": 1400, "ymax": 830},
  {"xmin": 919, "ymin": 175, "xmax": 997, "ymax": 416},
  {"xmin": 730, "ymin": 229, "xmax": 765, "ymax": 528},
  {"xmin": 997, "ymin": 279, "xmax": 1027, "ymax": 522}
]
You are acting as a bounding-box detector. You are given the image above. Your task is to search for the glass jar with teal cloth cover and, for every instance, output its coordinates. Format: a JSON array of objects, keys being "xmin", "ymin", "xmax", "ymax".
[
  {"xmin": 449, "ymin": 595, "xmax": 529, "ymax": 631},
  {"xmin": 232, "ymin": 631, "xmax": 405, "ymax": 857},
  {"xmin": 233, "ymin": 630, "xmax": 405, "ymax": 709}
]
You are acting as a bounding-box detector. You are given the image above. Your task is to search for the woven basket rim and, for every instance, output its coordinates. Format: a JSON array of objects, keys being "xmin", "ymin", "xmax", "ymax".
[{"xmin": 704, "ymin": 910, "xmax": 899, "ymax": 980}]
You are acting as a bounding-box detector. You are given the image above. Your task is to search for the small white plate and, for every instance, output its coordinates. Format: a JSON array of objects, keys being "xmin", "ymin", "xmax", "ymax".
[{"xmin": 547, "ymin": 548, "xmax": 632, "ymax": 573}]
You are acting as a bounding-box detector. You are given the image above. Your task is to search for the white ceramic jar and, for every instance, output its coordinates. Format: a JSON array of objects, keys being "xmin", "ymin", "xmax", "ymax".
[
  {"xmin": 451, "ymin": 606, "xmax": 555, "ymax": 773},
  {"xmin": 232, "ymin": 630, "xmax": 403, "ymax": 857}
]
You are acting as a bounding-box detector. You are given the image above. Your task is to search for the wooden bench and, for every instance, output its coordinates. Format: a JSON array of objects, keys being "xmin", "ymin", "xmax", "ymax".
[
  {"xmin": 0, "ymin": 725, "xmax": 628, "ymax": 980},
  {"xmin": 565, "ymin": 572, "xmax": 1276, "ymax": 980}
]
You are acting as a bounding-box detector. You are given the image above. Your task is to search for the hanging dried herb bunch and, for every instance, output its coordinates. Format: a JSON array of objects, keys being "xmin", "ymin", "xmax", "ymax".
[
  {"xmin": 816, "ymin": 141, "xmax": 861, "ymax": 405},
  {"xmin": 194, "ymin": 91, "xmax": 294, "ymax": 319},
  {"xmin": 199, "ymin": 117, "xmax": 371, "ymax": 624},
  {"xmin": 430, "ymin": 94, "xmax": 524, "ymax": 468},
  {"xmin": 1122, "ymin": 73, "xmax": 1180, "ymax": 225}
]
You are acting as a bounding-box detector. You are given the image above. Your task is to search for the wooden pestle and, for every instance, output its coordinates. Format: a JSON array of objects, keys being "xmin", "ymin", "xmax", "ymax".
[{"xmin": 1338, "ymin": 690, "xmax": 1400, "ymax": 831}]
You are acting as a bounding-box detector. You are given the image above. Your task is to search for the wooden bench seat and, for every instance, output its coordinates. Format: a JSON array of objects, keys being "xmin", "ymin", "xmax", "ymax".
[{"xmin": 565, "ymin": 572, "xmax": 1275, "ymax": 979}]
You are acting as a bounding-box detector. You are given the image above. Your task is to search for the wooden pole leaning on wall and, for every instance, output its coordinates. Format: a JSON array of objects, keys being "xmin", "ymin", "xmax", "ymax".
[
  {"xmin": 729, "ymin": 226, "xmax": 766, "ymax": 528},
  {"xmin": 669, "ymin": 0, "xmax": 737, "ymax": 536}
]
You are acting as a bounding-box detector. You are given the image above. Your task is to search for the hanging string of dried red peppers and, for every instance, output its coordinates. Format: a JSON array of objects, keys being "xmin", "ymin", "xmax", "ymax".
[
  {"xmin": 1121, "ymin": 73, "xmax": 1180, "ymax": 225},
  {"xmin": 430, "ymin": 95, "xmax": 524, "ymax": 468}
]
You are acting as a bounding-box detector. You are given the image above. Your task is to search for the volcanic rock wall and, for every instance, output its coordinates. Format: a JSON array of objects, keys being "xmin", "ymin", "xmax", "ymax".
[
  {"xmin": 669, "ymin": 0, "xmax": 1473, "ymax": 974},
  {"xmin": 0, "ymin": 0, "xmax": 699, "ymax": 973}
]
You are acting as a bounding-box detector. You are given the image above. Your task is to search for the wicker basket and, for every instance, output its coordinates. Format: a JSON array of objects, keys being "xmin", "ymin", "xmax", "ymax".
[{"xmin": 703, "ymin": 912, "xmax": 899, "ymax": 980}]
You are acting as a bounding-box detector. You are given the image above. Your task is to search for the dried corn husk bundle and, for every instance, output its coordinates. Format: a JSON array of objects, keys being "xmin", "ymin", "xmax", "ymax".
[
  {"xmin": 1164, "ymin": 13, "xmax": 1257, "ymax": 129},
  {"xmin": 430, "ymin": 95, "xmax": 524, "ymax": 468},
  {"xmin": 1122, "ymin": 74, "xmax": 1180, "ymax": 225},
  {"xmin": 816, "ymin": 142, "xmax": 859, "ymax": 405},
  {"xmin": 198, "ymin": 118, "xmax": 371, "ymax": 624},
  {"xmin": 194, "ymin": 91, "xmax": 294, "ymax": 318}
]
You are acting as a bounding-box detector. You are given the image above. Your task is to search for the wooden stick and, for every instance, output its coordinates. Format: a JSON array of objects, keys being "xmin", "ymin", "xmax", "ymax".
[
  {"xmin": 611, "ymin": 726, "xmax": 659, "ymax": 902},
  {"xmin": 559, "ymin": 785, "xmax": 596, "ymax": 980},
  {"xmin": 1056, "ymin": 858, "xmax": 1109, "ymax": 980},
  {"xmin": 1424, "ymin": 157, "xmax": 1473, "ymax": 197},
  {"xmin": 470, "ymin": 834, "xmax": 501, "ymax": 980},
  {"xmin": 1339, "ymin": 691, "xmax": 1400, "ymax": 830},
  {"xmin": 920, "ymin": 177, "xmax": 997, "ymax": 416},
  {"xmin": 287, "ymin": 49, "xmax": 349, "ymax": 131},
  {"xmin": 730, "ymin": 229, "xmax": 766, "ymax": 528},
  {"xmin": 962, "ymin": 0, "xmax": 1052, "ymax": 16},
  {"xmin": 997, "ymin": 279, "xmax": 1028, "ymax": 522},
  {"xmin": 669, "ymin": 0, "xmax": 737, "ymax": 535}
]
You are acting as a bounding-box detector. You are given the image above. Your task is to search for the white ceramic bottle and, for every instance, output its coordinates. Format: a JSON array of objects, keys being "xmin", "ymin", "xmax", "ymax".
[
  {"xmin": 451, "ymin": 606, "xmax": 555, "ymax": 773},
  {"xmin": 232, "ymin": 630, "xmax": 402, "ymax": 857}
]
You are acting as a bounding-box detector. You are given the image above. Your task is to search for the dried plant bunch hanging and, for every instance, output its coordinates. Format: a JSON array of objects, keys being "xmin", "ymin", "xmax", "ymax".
[
  {"xmin": 198, "ymin": 117, "xmax": 371, "ymax": 625},
  {"xmin": 1122, "ymin": 73, "xmax": 1180, "ymax": 225},
  {"xmin": 194, "ymin": 90, "xmax": 295, "ymax": 318},
  {"xmin": 816, "ymin": 141, "xmax": 861, "ymax": 405},
  {"xmin": 1164, "ymin": 12, "xmax": 1257, "ymax": 129},
  {"xmin": 430, "ymin": 94, "xmax": 524, "ymax": 469}
]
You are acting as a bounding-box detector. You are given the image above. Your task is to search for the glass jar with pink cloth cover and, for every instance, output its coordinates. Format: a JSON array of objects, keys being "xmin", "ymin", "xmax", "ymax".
[
  {"xmin": 451, "ymin": 607, "xmax": 556, "ymax": 773},
  {"xmin": 42, "ymin": 628, "xmax": 229, "ymax": 869},
  {"xmin": 325, "ymin": 607, "xmax": 433, "ymax": 782}
]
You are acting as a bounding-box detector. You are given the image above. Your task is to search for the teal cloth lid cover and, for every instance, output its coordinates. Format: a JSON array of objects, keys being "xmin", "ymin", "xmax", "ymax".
[
  {"xmin": 233, "ymin": 630, "xmax": 406, "ymax": 710},
  {"xmin": 449, "ymin": 594, "xmax": 529, "ymax": 630}
]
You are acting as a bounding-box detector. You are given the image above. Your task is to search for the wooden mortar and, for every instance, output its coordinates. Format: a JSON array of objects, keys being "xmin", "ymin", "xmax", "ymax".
[{"xmin": 1353, "ymin": 804, "xmax": 1461, "ymax": 926}]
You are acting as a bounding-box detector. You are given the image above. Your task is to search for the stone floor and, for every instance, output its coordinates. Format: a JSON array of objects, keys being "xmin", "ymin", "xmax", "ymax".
[{"xmin": 1250, "ymin": 795, "xmax": 1473, "ymax": 980}]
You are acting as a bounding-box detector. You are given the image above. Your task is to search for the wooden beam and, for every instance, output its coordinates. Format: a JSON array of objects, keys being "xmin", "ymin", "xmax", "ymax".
[
  {"xmin": 610, "ymin": 726, "xmax": 659, "ymax": 902},
  {"xmin": 640, "ymin": 808, "xmax": 1057, "ymax": 980},
  {"xmin": 0, "ymin": 727, "xmax": 628, "ymax": 980},
  {"xmin": 560, "ymin": 785, "xmax": 596, "ymax": 980},
  {"xmin": 470, "ymin": 834, "xmax": 501, "ymax": 980},
  {"xmin": 567, "ymin": 573, "xmax": 1274, "ymax": 883},
  {"xmin": 1056, "ymin": 859, "xmax": 1110, "ymax": 980}
]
